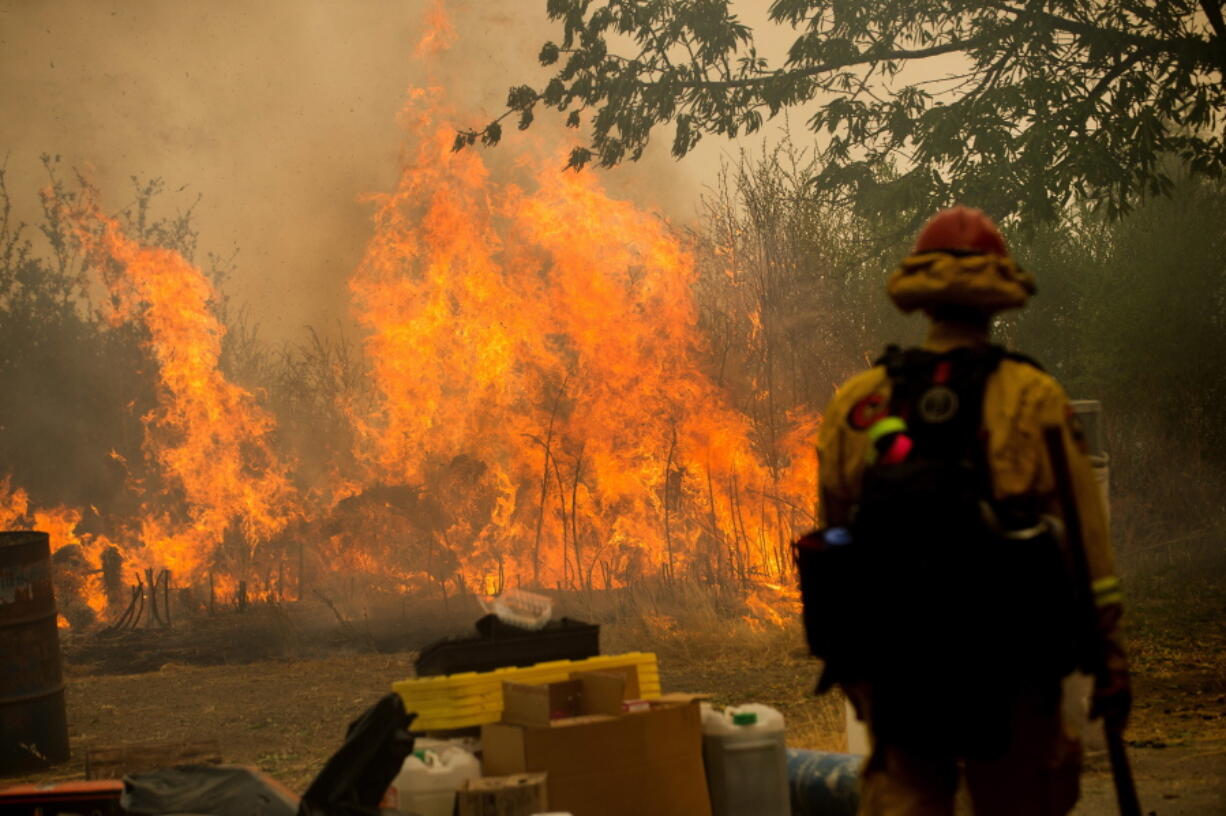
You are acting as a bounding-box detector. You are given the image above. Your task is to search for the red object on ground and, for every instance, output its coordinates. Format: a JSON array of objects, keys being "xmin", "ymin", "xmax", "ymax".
[
  {"xmin": 912, "ymin": 206, "xmax": 1008, "ymax": 256},
  {"xmin": 0, "ymin": 779, "xmax": 125, "ymax": 815}
]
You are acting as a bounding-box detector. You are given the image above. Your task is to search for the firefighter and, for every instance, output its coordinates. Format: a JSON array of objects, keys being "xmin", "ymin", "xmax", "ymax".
[{"xmin": 815, "ymin": 207, "xmax": 1130, "ymax": 815}]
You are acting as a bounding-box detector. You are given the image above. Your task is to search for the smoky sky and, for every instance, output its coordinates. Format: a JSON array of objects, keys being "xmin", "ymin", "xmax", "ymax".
[
  {"xmin": 0, "ymin": 1, "xmax": 744, "ymax": 344},
  {"xmin": 2, "ymin": 1, "xmax": 956, "ymax": 346}
]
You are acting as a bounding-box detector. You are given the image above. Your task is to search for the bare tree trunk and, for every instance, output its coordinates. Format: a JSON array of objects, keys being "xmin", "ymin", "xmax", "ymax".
[
  {"xmin": 663, "ymin": 423, "xmax": 677, "ymax": 584},
  {"xmin": 570, "ymin": 445, "xmax": 585, "ymax": 591},
  {"xmin": 729, "ymin": 471, "xmax": 751, "ymax": 587},
  {"xmin": 705, "ymin": 461, "xmax": 725, "ymax": 586},
  {"xmin": 552, "ymin": 455, "xmax": 572, "ymax": 591},
  {"xmin": 532, "ymin": 383, "xmax": 566, "ymax": 587}
]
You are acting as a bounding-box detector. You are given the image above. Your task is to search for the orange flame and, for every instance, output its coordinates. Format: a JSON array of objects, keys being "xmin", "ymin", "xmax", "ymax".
[
  {"xmin": 64, "ymin": 202, "xmax": 301, "ymax": 591},
  {"xmin": 0, "ymin": 3, "xmax": 821, "ymax": 628},
  {"xmin": 743, "ymin": 582, "xmax": 803, "ymax": 631},
  {"xmin": 32, "ymin": 506, "xmax": 109, "ymax": 618},
  {"xmin": 345, "ymin": 20, "xmax": 819, "ymax": 594},
  {"xmin": 414, "ymin": 0, "xmax": 456, "ymax": 59},
  {"xmin": 0, "ymin": 477, "xmax": 30, "ymax": 529}
]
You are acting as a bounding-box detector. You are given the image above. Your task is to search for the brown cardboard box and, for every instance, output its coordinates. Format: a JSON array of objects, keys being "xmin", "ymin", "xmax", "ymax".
[
  {"xmin": 502, "ymin": 680, "xmax": 582, "ymax": 727},
  {"xmin": 457, "ymin": 773, "xmax": 547, "ymax": 816},
  {"xmin": 576, "ymin": 663, "xmax": 641, "ymax": 699},
  {"xmin": 575, "ymin": 669, "xmax": 637, "ymax": 708},
  {"xmin": 501, "ymin": 671, "xmax": 628, "ymax": 727},
  {"xmin": 482, "ymin": 694, "xmax": 712, "ymax": 816}
]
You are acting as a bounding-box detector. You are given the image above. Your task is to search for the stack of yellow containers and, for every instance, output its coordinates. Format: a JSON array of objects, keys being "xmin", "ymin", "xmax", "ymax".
[{"xmin": 392, "ymin": 652, "xmax": 660, "ymax": 731}]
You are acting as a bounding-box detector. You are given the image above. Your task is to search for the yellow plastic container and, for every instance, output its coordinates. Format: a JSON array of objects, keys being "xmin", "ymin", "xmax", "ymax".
[{"xmin": 393, "ymin": 651, "xmax": 660, "ymax": 731}]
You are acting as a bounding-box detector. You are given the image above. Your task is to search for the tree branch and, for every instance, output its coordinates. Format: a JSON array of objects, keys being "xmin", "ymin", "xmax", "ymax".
[
  {"xmin": 987, "ymin": 0, "xmax": 1217, "ymax": 65},
  {"xmin": 1200, "ymin": 0, "xmax": 1226, "ymax": 41},
  {"xmin": 1084, "ymin": 51, "xmax": 1147, "ymax": 109},
  {"xmin": 674, "ymin": 31, "xmax": 1005, "ymax": 91}
]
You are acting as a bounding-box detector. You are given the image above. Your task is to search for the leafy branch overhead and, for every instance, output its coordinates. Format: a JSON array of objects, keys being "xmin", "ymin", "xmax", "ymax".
[{"xmin": 456, "ymin": 0, "xmax": 1226, "ymax": 222}]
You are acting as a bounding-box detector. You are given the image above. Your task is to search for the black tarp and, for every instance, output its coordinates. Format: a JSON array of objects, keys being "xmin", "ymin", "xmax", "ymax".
[
  {"xmin": 120, "ymin": 693, "xmax": 416, "ymax": 816},
  {"xmin": 121, "ymin": 765, "xmax": 298, "ymax": 816}
]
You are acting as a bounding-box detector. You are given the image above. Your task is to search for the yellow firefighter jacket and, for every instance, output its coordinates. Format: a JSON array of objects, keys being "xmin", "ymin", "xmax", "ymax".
[{"xmin": 817, "ymin": 321, "xmax": 1121, "ymax": 608}]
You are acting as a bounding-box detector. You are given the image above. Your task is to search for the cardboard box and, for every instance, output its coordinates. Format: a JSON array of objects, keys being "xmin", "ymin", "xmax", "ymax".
[
  {"xmin": 482, "ymin": 694, "xmax": 712, "ymax": 816},
  {"xmin": 502, "ymin": 671, "xmax": 629, "ymax": 727},
  {"xmin": 577, "ymin": 663, "xmax": 641, "ymax": 699},
  {"xmin": 457, "ymin": 773, "xmax": 547, "ymax": 816}
]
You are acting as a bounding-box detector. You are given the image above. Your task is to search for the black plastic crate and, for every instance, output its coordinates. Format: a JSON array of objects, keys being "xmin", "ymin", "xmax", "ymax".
[{"xmin": 414, "ymin": 615, "xmax": 600, "ymax": 677}]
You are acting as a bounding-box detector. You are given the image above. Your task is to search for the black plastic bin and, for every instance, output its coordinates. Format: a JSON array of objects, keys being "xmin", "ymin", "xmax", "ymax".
[{"xmin": 413, "ymin": 615, "xmax": 600, "ymax": 677}]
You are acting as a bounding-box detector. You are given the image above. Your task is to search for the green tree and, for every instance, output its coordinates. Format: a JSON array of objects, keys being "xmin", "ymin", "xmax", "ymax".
[
  {"xmin": 462, "ymin": 1, "xmax": 1226, "ymax": 223},
  {"xmin": 1002, "ymin": 174, "xmax": 1226, "ymax": 553},
  {"xmin": 1006, "ymin": 172, "xmax": 1226, "ymax": 442}
]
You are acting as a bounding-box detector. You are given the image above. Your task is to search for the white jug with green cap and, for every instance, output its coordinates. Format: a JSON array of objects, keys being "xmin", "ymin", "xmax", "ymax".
[
  {"xmin": 701, "ymin": 703, "xmax": 789, "ymax": 816},
  {"xmin": 386, "ymin": 744, "xmax": 480, "ymax": 816}
]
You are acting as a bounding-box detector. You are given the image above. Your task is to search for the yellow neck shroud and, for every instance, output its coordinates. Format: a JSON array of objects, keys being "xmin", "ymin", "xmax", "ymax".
[{"xmin": 888, "ymin": 251, "xmax": 1037, "ymax": 314}]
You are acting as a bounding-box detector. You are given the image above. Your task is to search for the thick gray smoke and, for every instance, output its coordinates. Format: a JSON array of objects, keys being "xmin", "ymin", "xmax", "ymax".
[{"xmin": 0, "ymin": 0, "xmax": 732, "ymax": 342}]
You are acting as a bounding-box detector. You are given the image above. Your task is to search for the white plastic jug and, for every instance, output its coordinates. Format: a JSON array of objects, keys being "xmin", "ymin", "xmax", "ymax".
[
  {"xmin": 701, "ymin": 703, "xmax": 789, "ymax": 816},
  {"xmin": 385, "ymin": 745, "xmax": 480, "ymax": 816}
]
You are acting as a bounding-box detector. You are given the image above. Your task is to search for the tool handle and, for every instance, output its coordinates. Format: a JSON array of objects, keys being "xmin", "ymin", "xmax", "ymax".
[
  {"xmin": 1042, "ymin": 425, "xmax": 1142, "ymax": 816},
  {"xmin": 1106, "ymin": 726, "xmax": 1142, "ymax": 816}
]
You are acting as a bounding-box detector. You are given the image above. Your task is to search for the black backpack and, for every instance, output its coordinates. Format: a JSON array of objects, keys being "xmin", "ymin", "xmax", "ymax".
[{"xmin": 794, "ymin": 344, "xmax": 1077, "ymax": 757}]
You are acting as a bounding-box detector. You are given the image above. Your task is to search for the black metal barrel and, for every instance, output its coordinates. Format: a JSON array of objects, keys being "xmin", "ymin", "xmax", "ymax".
[{"xmin": 0, "ymin": 531, "xmax": 70, "ymax": 774}]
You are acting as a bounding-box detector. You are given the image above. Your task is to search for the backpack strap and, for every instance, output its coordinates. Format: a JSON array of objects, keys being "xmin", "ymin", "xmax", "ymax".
[
  {"xmin": 874, "ymin": 344, "xmax": 906, "ymax": 371},
  {"xmin": 869, "ymin": 344, "xmax": 1012, "ymax": 488}
]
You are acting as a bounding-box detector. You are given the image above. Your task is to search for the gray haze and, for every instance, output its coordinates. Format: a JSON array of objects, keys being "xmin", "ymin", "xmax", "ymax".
[{"xmin": 0, "ymin": 0, "xmax": 757, "ymax": 341}]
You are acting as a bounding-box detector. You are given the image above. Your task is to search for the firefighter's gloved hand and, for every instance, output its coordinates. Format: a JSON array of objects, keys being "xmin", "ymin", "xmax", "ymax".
[
  {"xmin": 1090, "ymin": 603, "xmax": 1131, "ymax": 730},
  {"xmin": 1091, "ymin": 662, "xmax": 1131, "ymax": 730}
]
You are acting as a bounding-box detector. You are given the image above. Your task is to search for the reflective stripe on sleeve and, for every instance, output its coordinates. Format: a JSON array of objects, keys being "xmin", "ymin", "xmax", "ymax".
[
  {"xmin": 867, "ymin": 416, "xmax": 906, "ymax": 444},
  {"xmin": 1092, "ymin": 575, "xmax": 1123, "ymax": 607}
]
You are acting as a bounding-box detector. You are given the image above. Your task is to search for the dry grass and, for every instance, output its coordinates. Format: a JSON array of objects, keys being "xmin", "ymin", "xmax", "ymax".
[
  {"xmin": 1116, "ymin": 544, "xmax": 1226, "ymax": 754},
  {"xmin": 1103, "ymin": 426, "xmax": 1226, "ymax": 749}
]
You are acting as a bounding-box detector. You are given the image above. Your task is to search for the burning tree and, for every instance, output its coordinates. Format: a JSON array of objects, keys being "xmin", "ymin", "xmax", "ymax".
[
  {"xmin": 345, "ymin": 84, "xmax": 818, "ymax": 597},
  {"xmin": 0, "ymin": 4, "xmax": 819, "ymax": 628}
]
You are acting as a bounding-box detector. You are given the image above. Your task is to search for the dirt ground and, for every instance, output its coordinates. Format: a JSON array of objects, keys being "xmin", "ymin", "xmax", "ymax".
[{"xmin": 4, "ymin": 553, "xmax": 1223, "ymax": 814}]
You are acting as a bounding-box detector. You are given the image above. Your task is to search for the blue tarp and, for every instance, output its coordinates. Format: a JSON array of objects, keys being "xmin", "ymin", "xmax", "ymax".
[{"xmin": 786, "ymin": 749, "xmax": 861, "ymax": 816}]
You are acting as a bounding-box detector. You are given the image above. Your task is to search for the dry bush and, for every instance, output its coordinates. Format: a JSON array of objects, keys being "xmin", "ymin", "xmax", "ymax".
[{"xmin": 1105, "ymin": 405, "xmax": 1226, "ymax": 579}]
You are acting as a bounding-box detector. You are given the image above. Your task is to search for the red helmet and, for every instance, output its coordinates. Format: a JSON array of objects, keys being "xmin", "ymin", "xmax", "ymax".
[
  {"xmin": 889, "ymin": 206, "xmax": 1034, "ymax": 314},
  {"xmin": 912, "ymin": 206, "xmax": 1008, "ymax": 257}
]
